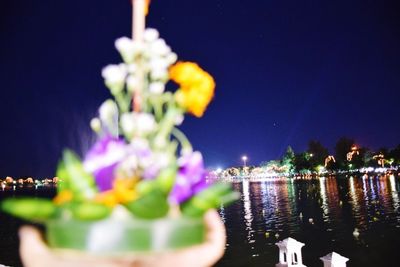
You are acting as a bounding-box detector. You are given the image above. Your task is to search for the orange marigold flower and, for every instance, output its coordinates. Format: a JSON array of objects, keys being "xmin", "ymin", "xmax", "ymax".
[
  {"xmin": 170, "ymin": 62, "xmax": 215, "ymax": 117},
  {"xmin": 53, "ymin": 190, "xmax": 73, "ymax": 205},
  {"xmin": 95, "ymin": 191, "xmax": 119, "ymax": 207},
  {"xmin": 112, "ymin": 178, "xmax": 139, "ymax": 204}
]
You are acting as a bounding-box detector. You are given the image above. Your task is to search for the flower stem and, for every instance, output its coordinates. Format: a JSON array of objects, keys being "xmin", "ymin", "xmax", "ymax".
[{"xmin": 171, "ymin": 127, "xmax": 192, "ymax": 153}]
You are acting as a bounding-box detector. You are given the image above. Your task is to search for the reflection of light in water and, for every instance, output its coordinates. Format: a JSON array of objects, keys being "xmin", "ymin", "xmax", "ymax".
[
  {"xmin": 362, "ymin": 177, "xmax": 368, "ymax": 196},
  {"xmin": 219, "ymin": 204, "xmax": 226, "ymax": 223},
  {"xmin": 376, "ymin": 176, "xmax": 382, "ymax": 192},
  {"xmin": 349, "ymin": 176, "xmax": 356, "ymax": 199},
  {"xmin": 349, "ymin": 176, "xmax": 363, "ymax": 227},
  {"xmin": 261, "ymin": 181, "xmax": 267, "ymax": 198},
  {"xmin": 369, "ymin": 176, "xmax": 376, "ymax": 200},
  {"xmin": 378, "ymin": 177, "xmax": 387, "ymax": 196},
  {"xmin": 389, "ymin": 175, "xmax": 399, "ymax": 211},
  {"xmin": 260, "ymin": 181, "xmax": 269, "ymax": 219},
  {"xmin": 362, "ymin": 176, "xmax": 371, "ymax": 209},
  {"xmin": 260, "ymin": 181, "xmax": 278, "ymax": 225},
  {"xmin": 242, "ymin": 180, "xmax": 254, "ymax": 242},
  {"xmin": 319, "ymin": 177, "xmax": 329, "ymax": 220}
]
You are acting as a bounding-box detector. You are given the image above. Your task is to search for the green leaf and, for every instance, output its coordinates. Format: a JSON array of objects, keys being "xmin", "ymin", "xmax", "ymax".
[
  {"xmin": 156, "ymin": 167, "xmax": 177, "ymax": 194},
  {"xmin": 136, "ymin": 180, "xmax": 158, "ymax": 195},
  {"xmin": 61, "ymin": 149, "xmax": 97, "ymax": 200},
  {"xmin": 219, "ymin": 191, "xmax": 241, "ymax": 206},
  {"xmin": 71, "ymin": 202, "xmax": 112, "ymax": 221},
  {"xmin": 125, "ymin": 190, "xmax": 169, "ymax": 219},
  {"xmin": 1, "ymin": 198, "xmax": 57, "ymax": 221},
  {"xmin": 56, "ymin": 161, "xmax": 71, "ymax": 193},
  {"xmin": 181, "ymin": 183, "xmax": 239, "ymax": 218}
]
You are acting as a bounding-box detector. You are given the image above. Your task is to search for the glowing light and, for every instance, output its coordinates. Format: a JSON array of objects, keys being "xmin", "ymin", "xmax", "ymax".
[
  {"xmin": 317, "ymin": 165, "xmax": 326, "ymax": 174},
  {"xmin": 242, "ymin": 155, "xmax": 248, "ymax": 167},
  {"xmin": 373, "ymin": 153, "xmax": 385, "ymax": 167},
  {"xmin": 347, "ymin": 145, "xmax": 360, "ymax": 161},
  {"xmin": 324, "ymin": 155, "xmax": 336, "ymax": 167}
]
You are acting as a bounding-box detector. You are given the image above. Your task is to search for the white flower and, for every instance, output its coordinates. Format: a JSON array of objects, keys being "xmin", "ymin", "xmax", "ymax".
[
  {"xmin": 99, "ymin": 99, "xmax": 118, "ymax": 122},
  {"xmin": 144, "ymin": 28, "xmax": 160, "ymax": 43},
  {"xmin": 149, "ymin": 58, "xmax": 169, "ymax": 72},
  {"xmin": 149, "ymin": 82, "xmax": 165, "ymax": 94},
  {"xmin": 121, "ymin": 113, "xmax": 136, "ymax": 138},
  {"xmin": 102, "ymin": 64, "xmax": 127, "ymax": 94},
  {"xmin": 141, "ymin": 151, "xmax": 172, "ymax": 179},
  {"xmin": 135, "ymin": 113, "xmax": 157, "ymax": 134},
  {"xmin": 90, "ymin": 118, "xmax": 101, "ymax": 133},
  {"xmin": 127, "ymin": 75, "xmax": 139, "ymax": 93},
  {"xmin": 154, "ymin": 152, "xmax": 171, "ymax": 169},
  {"xmin": 102, "ymin": 64, "xmax": 126, "ymax": 83},
  {"xmin": 99, "ymin": 99, "xmax": 119, "ymax": 136},
  {"xmin": 166, "ymin": 52, "xmax": 178, "ymax": 65},
  {"xmin": 121, "ymin": 112, "xmax": 156, "ymax": 138},
  {"xmin": 127, "ymin": 64, "xmax": 137, "ymax": 74},
  {"xmin": 130, "ymin": 138, "xmax": 151, "ymax": 152},
  {"xmin": 148, "ymin": 57, "xmax": 169, "ymax": 81},
  {"xmin": 115, "ymin": 37, "xmax": 134, "ymax": 63},
  {"xmin": 150, "ymin": 39, "xmax": 171, "ymax": 56},
  {"xmin": 129, "ymin": 138, "xmax": 153, "ymax": 170},
  {"xmin": 174, "ymin": 114, "xmax": 184, "ymax": 126},
  {"xmin": 150, "ymin": 68, "xmax": 168, "ymax": 80},
  {"xmin": 117, "ymin": 155, "xmax": 138, "ymax": 179},
  {"xmin": 139, "ymin": 154, "xmax": 153, "ymax": 169},
  {"xmin": 115, "ymin": 37, "xmax": 144, "ymax": 63}
]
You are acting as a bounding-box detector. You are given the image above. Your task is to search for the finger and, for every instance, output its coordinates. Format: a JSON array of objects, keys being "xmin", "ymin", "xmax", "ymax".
[
  {"xmin": 19, "ymin": 226, "xmax": 51, "ymax": 267},
  {"xmin": 202, "ymin": 209, "xmax": 226, "ymax": 263},
  {"xmin": 204, "ymin": 209, "xmax": 226, "ymax": 248}
]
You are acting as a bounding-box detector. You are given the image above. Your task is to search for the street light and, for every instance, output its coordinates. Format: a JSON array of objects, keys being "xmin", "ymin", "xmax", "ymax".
[{"xmin": 242, "ymin": 155, "xmax": 248, "ymax": 167}]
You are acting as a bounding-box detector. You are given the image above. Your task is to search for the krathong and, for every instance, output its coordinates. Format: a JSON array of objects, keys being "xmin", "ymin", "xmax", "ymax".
[{"xmin": 1, "ymin": 0, "xmax": 238, "ymax": 254}]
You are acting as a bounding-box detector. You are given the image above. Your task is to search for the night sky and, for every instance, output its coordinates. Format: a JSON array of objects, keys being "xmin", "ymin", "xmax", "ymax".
[{"xmin": 1, "ymin": 0, "xmax": 399, "ymax": 177}]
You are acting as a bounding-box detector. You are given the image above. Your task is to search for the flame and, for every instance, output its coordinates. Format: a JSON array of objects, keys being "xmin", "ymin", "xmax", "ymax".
[
  {"xmin": 145, "ymin": 0, "xmax": 151, "ymax": 15},
  {"xmin": 132, "ymin": 0, "xmax": 151, "ymax": 16}
]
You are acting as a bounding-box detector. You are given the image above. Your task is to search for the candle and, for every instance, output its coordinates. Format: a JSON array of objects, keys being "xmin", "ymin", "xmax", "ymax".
[
  {"xmin": 132, "ymin": 0, "xmax": 146, "ymax": 41},
  {"xmin": 131, "ymin": 0, "xmax": 148, "ymax": 112}
]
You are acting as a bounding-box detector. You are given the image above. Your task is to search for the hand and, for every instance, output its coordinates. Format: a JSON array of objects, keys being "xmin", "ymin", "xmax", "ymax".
[{"xmin": 19, "ymin": 209, "xmax": 226, "ymax": 267}]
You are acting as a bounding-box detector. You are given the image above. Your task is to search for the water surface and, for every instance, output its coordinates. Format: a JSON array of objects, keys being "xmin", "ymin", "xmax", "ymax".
[
  {"xmin": 218, "ymin": 175, "xmax": 400, "ymax": 266},
  {"xmin": 1, "ymin": 176, "xmax": 400, "ymax": 266}
]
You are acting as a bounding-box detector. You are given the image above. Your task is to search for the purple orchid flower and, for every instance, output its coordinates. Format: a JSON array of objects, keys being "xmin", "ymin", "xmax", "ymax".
[
  {"xmin": 83, "ymin": 136, "xmax": 127, "ymax": 191},
  {"xmin": 169, "ymin": 151, "xmax": 210, "ymax": 204}
]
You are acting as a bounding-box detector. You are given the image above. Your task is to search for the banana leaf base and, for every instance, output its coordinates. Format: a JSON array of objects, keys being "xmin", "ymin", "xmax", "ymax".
[{"xmin": 46, "ymin": 217, "xmax": 206, "ymax": 254}]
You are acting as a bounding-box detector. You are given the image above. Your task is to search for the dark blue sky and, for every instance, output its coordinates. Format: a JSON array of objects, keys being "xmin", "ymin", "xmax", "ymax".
[{"xmin": 1, "ymin": 0, "xmax": 399, "ymax": 177}]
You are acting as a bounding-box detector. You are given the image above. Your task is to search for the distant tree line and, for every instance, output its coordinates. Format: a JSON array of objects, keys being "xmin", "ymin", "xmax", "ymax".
[{"xmin": 259, "ymin": 137, "xmax": 400, "ymax": 175}]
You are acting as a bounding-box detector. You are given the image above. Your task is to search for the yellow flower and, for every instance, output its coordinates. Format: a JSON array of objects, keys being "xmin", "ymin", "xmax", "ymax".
[
  {"xmin": 53, "ymin": 190, "xmax": 73, "ymax": 205},
  {"xmin": 95, "ymin": 191, "xmax": 119, "ymax": 207},
  {"xmin": 94, "ymin": 177, "xmax": 139, "ymax": 207},
  {"xmin": 170, "ymin": 62, "xmax": 215, "ymax": 117},
  {"xmin": 112, "ymin": 177, "xmax": 139, "ymax": 204}
]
